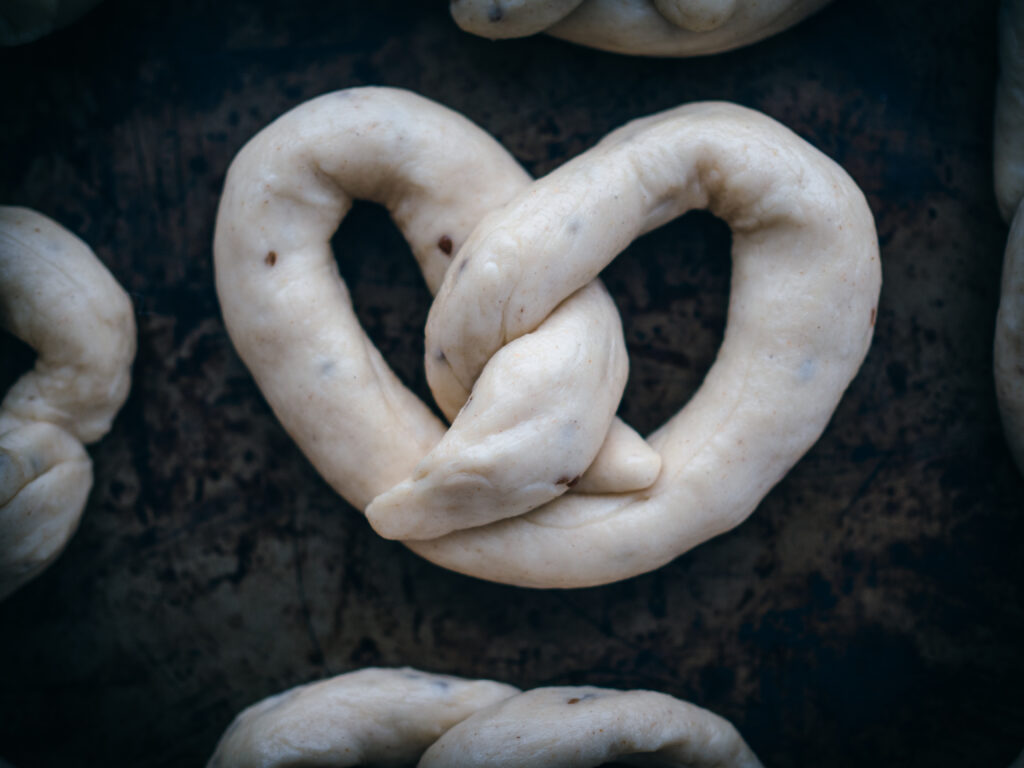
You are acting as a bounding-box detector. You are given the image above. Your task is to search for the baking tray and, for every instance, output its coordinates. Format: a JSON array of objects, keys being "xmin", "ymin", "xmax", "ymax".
[{"xmin": 0, "ymin": 0, "xmax": 1021, "ymax": 765}]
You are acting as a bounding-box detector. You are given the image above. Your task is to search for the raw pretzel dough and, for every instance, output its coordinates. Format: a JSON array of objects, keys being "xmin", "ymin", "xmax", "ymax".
[
  {"xmin": 215, "ymin": 88, "xmax": 879, "ymax": 588},
  {"xmin": 207, "ymin": 668, "xmax": 762, "ymax": 768},
  {"xmin": 0, "ymin": 206, "xmax": 135, "ymax": 599},
  {"xmin": 207, "ymin": 668, "xmax": 520, "ymax": 768},
  {"xmin": 449, "ymin": 0, "xmax": 832, "ymax": 57},
  {"xmin": 995, "ymin": 0, "xmax": 1024, "ymax": 473},
  {"xmin": 421, "ymin": 686, "xmax": 762, "ymax": 767}
]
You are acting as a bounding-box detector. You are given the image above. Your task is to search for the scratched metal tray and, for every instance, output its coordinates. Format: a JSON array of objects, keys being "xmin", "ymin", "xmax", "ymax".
[{"xmin": 0, "ymin": 1, "xmax": 1020, "ymax": 765}]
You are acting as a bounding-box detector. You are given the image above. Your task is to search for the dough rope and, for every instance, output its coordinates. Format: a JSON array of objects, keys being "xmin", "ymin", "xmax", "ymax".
[
  {"xmin": 0, "ymin": 206, "xmax": 135, "ymax": 600},
  {"xmin": 995, "ymin": 0, "xmax": 1024, "ymax": 474},
  {"xmin": 449, "ymin": 0, "xmax": 833, "ymax": 57},
  {"xmin": 207, "ymin": 667, "xmax": 762, "ymax": 768},
  {"xmin": 214, "ymin": 87, "xmax": 879, "ymax": 588}
]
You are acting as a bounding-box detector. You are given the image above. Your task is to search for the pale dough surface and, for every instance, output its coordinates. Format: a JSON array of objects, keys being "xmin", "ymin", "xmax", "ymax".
[
  {"xmin": 215, "ymin": 88, "xmax": 879, "ymax": 588},
  {"xmin": 450, "ymin": 0, "xmax": 832, "ymax": 57},
  {"xmin": 0, "ymin": 206, "xmax": 135, "ymax": 599},
  {"xmin": 412, "ymin": 101, "xmax": 879, "ymax": 587},
  {"xmin": 214, "ymin": 87, "xmax": 660, "ymax": 546},
  {"xmin": 207, "ymin": 668, "xmax": 520, "ymax": 768},
  {"xmin": 420, "ymin": 686, "xmax": 763, "ymax": 767},
  {"xmin": 208, "ymin": 668, "xmax": 761, "ymax": 768}
]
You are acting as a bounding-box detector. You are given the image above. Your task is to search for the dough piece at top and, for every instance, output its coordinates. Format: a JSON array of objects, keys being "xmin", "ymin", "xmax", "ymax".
[
  {"xmin": 206, "ymin": 667, "xmax": 520, "ymax": 768},
  {"xmin": 0, "ymin": 206, "xmax": 135, "ymax": 600},
  {"xmin": 450, "ymin": 0, "xmax": 832, "ymax": 57}
]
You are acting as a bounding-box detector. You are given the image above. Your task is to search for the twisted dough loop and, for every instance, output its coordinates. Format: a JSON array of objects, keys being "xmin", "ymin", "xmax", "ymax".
[
  {"xmin": 450, "ymin": 0, "xmax": 832, "ymax": 56},
  {"xmin": 215, "ymin": 88, "xmax": 878, "ymax": 588},
  {"xmin": 208, "ymin": 667, "xmax": 762, "ymax": 768},
  {"xmin": 0, "ymin": 207, "xmax": 135, "ymax": 599},
  {"xmin": 215, "ymin": 87, "xmax": 660, "ymax": 543},
  {"xmin": 412, "ymin": 102, "xmax": 879, "ymax": 587}
]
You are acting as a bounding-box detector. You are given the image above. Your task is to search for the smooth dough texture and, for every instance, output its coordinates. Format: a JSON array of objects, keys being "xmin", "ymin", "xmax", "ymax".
[
  {"xmin": 208, "ymin": 668, "xmax": 761, "ymax": 768},
  {"xmin": 0, "ymin": 206, "xmax": 135, "ymax": 600},
  {"xmin": 421, "ymin": 686, "xmax": 762, "ymax": 768},
  {"xmin": 215, "ymin": 87, "xmax": 879, "ymax": 588},
  {"xmin": 449, "ymin": 0, "xmax": 832, "ymax": 57},
  {"xmin": 207, "ymin": 668, "xmax": 520, "ymax": 768}
]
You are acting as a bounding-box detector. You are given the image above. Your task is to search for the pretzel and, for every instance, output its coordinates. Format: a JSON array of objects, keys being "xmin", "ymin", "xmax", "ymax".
[
  {"xmin": 207, "ymin": 667, "xmax": 762, "ymax": 768},
  {"xmin": 995, "ymin": 0, "xmax": 1024, "ymax": 473},
  {"xmin": 449, "ymin": 0, "xmax": 833, "ymax": 57},
  {"xmin": 206, "ymin": 668, "xmax": 520, "ymax": 768},
  {"xmin": 215, "ymin": 87, "xmax": 879, "ymax": 588},
  {"xmin": 0, "ymin": 206, "xmax": 135, "ymax": 600}
]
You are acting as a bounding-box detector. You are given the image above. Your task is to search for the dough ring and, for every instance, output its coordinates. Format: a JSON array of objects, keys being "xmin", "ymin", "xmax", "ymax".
[
  {"xmin": 995, "ymin": 0, "xmax": 1024, "ymax": 473},
  {"xmin": 207, "ymin": 667, "xmax": 762, "ymax": 768},
  {"xmin": 215, "ymin": 87, "xmax": 879, "ymax": 588},
  {"xmin": 449, "ymin": 0, "xmax": 832, "ymax": 57},
  {"xmin": 0, "ymin": 206, "xmax": 135, "ymax": 600}
]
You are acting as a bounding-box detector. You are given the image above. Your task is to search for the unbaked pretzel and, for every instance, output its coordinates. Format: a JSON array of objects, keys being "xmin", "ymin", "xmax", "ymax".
[
  {"xmin": 449, "ymin": 0, "xmax": 833, "ymax": 57},
  {"xmin": 0, "ymin": 206, "xmax": 135, "ymax": 600},
  {"xmin": 995, "ymin": 0, "xmax": 1024, "ymax": 474},
  {"xmin": 214, "ymin": 87, "xmax": 879, "ymax": 588},
  {"xmin": 207, "ymin": 667, "xmax": 762, "ymax": 768}
]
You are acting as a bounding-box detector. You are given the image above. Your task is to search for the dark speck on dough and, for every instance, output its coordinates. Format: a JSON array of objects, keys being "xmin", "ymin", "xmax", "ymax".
[
  {"xmin": 436, "ymin": 349, "xmax": 447, "ymax": 363},
  {"xmin": 438, "ymin": 235, "xmax": 453, "ymax": 255},
  {"xmin": 567, "ymin": 697, "xmax": 580, "ymax": 704},
  {"xmin": 556, "ymin": 475, "xmax": 581, "ymax": 487},
  {"xmin": 265, "ymin": 250, "xmax": 277, "ymax": 266},
  {"xmin": 488, "ymin": 4, "xmax": 504, "ymax": 21}
]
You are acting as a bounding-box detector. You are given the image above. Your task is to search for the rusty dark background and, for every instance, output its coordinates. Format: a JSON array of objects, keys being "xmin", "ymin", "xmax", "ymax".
[{"xmin": 0, "ymin": 0, "xmax": 1021, "ymax": 765}]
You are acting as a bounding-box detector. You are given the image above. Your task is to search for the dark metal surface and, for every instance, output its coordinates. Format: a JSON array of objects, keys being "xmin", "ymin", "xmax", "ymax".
[{"xmin": 0, "ymin": 1, "xmax": 1021, "ymax": 765}]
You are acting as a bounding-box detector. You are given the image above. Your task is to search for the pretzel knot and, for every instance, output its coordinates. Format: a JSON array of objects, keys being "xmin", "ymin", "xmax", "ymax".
[
  {"xmin": 207, "ymin": 667, "xmax": 763, "ymax": 767},
  {"xmin": 449, "ymin": 0, "xmax": 833, "ymax": 57},
  {"xmin": 0, "ymin": 207, "xmax": 135, "ymax": 600},
  {"xmin": 214, "ymin": 87, "xmax": 879, "ymax": 588}
]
